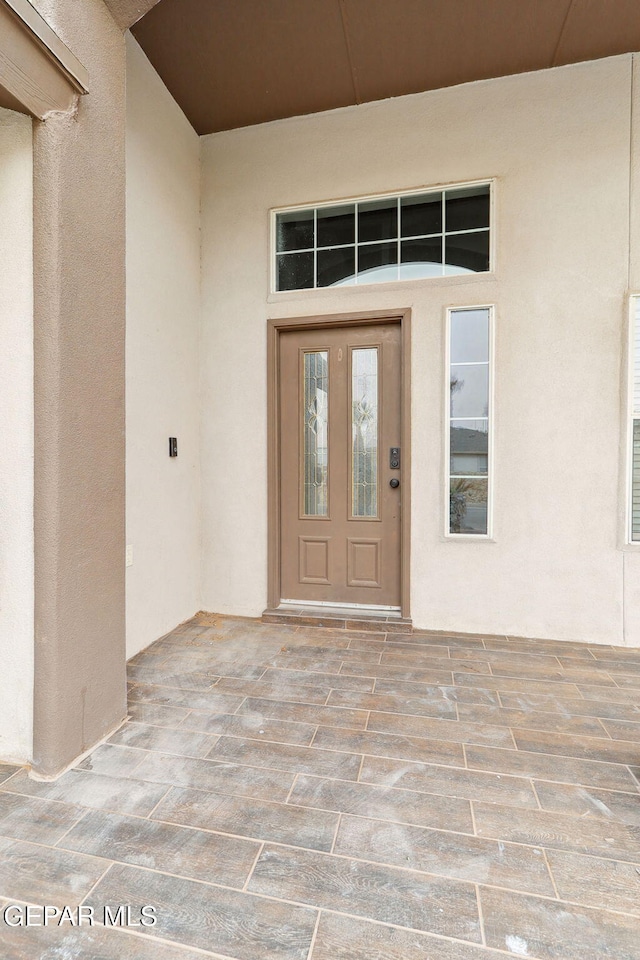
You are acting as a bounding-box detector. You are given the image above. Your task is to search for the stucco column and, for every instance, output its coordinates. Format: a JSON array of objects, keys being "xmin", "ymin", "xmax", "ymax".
[{"xmin": 32, "ymin": 0, "xmax": 127, "ymax": 777}]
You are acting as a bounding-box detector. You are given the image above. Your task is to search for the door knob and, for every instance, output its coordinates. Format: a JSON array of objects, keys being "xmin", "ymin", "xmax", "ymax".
[{"xmin": 389, "ymin": 478, "xmax": 400, "ymax": 488}]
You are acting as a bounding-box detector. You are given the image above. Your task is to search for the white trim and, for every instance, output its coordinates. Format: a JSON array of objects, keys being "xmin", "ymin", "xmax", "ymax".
[
  {"xmin": 271, "ymin": 177, "xmax": 494, "ymax": 216},
  {"xmin": 270, "ymin": 178, "xmax": 495, "ymax": 294},
  {"xmin": 2, "ymin": 0, "xmax": 89, "ymax": 92},
  {"xmin": 444, "ymin": 304, "xmax": 495, "ymax": 540}
]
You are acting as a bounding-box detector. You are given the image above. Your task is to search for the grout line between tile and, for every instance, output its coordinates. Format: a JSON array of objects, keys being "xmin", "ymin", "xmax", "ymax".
[
  {"xmin": 595, "ymin": 716, "xmax": 613, "ymax": 739},
  {"xmin": 530, "ymin": 780, "xmax": 543, "ymax": 811},
  {"xmin": 625, "ymin": 764, "xmax": 640, "ymax": 793},
  {"xmin": 469, "ymin": 798, "xmax": 479, "ymax": 838},
  {"xmin": 305, "ymin": 910, "xmax": 322, "ymax": 960},
  {"xmin": 330, "ymin": 813, "xmax": 342, "ymax": 855},
  {"xmin": 145, "ymin": 784, "xmax": 174, "ymax": 820},
  {"xmin": 0, "ymin": 769, "xmax": 24, "ymax": 788},
  {"xmin": 541, "ymin": 846, "xmax": 561, "ymax": 899},
  {"xmin": 0, "ymin": 894, "xmax": 223, "ymax": 959},
  {"xmin": 91, "ymin": 921, "xmax": 224, "ymax": 958},
  {"xmin": 78, "ymin": 860, "xmax": 115, "ymax": 907},
  {"xmin": 506, "ymin": 725, "xmax": 518, "ymax": 750},
  {"xmin": 474, "ymin": 882, "xmax": 486, "ymax": 946},
  {"xmin": 286, "ymin": 903, "xmax": 552, "ymax": 957},
  {"xmin": 306, "ymin": 724, "xmax": 320, "ymax": 747},
  {"xmin": 242, "ymin": 841, "xmax": 265, "ymax": 892},
  {"xmin": 80, "ymin": 848, "xmax": 640, "ymax": 934},
  {"xmin": 17, "ymin": 616, "xmax": 636, "ymax": 956},
  {"xmin": 51, "ymin": 806, "xmax": 91, "ymax": 847},
  {"xmin": 285, "ymin": 772, "xmax": 300, "ymax": 804}
]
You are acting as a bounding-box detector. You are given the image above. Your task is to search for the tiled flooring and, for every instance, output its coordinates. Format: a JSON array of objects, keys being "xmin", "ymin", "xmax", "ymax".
[{"xmin": 1, "ymin": 616, "xmax": 640, "ymax": 959}]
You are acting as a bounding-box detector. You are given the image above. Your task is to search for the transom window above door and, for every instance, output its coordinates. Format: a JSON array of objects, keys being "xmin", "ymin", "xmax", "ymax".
[{"xmin": 273, "ymin": 181, "xmax": 492, "ymax": 292}]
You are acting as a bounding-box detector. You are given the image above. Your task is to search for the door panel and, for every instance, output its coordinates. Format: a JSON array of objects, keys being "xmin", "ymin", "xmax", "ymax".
[
  {"xmin": 299, "ymin": 536, "xmax": 331, "ymax": 583},
  {"xmin": 347, "ymin": 538, "xmax": 381, "ymax": 588},
  {"xmin": 280, "ymin": 322, "xmax": 401, "ymax": 606}
]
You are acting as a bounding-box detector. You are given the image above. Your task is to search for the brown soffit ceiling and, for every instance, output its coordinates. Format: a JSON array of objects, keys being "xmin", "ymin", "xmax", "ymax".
[{"xmin": 131, "ymin": 0, "xmax": 640, "ymax": 136}]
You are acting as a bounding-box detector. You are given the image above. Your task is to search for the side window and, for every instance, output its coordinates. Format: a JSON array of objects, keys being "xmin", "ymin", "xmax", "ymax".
[
  {"xmin": 447, "ymin": 307, "xmax": 493, "ymax": 537},
  {"xmin": 629, "ymin": 297, "xmax": 640, "ymax": 541}
]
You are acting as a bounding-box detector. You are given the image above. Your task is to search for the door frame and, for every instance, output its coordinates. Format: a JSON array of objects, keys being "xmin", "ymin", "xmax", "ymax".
[{"xmin": 267, "ymin": 309, "xmax": 411, "ymax": 618}]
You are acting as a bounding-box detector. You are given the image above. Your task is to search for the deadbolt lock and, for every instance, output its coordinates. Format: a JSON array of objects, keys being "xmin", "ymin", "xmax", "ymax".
[{"xmin": 389, "ymin": 447, "xmax": 400, "ymax": 469}]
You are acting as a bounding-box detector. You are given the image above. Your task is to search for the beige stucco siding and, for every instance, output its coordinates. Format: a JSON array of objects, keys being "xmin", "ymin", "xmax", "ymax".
[
  {"xmin": 125, "ymin": 35, "xmax": 202, "ymax": 659},
  {"xmin": 30, "ymin": 0, "xmax": 127, "ymax": 777},
  {"xmin": 0, "ymin": 107, "xmax": 34, "ymax": 761},
  {"xmin": 200, "ymin": 54, "xmax": 637, "ymax": 644}
]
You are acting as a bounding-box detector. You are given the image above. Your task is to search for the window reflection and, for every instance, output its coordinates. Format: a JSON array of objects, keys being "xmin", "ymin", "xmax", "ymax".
[
  {"xmin": 358, "ymin": 199, "xmax": 397, "ymax": 242},
  {"xmin": 450, "ymin": 478, "xmax": 488, "ymax": 534},
  {"xmin": 358, "ymin": 242, "xmax": 398, "ymax": 282},
  {"xmin": 274, "ymin": 183, "xmax": 491, "ymax": 290},
  {"xmin": 450, "ymin": 420, "xmax": 488, "ymax": 476},
  {"xmin": 448, "ymin": 307, "xmax": 491, "ymax": 536},
  {"xmin": 401, "ymin": 194, "xmax": 442, "ymax": 237},
  {"xmin": 277, "ymin": 251, "xmax": 313, "ymax": 291},
  {"xmin": 445, "ymin": 185, "xmax": 490, "ymax": 232},
  {"xmin": 450, "ymin": 365, "xmax": 489, "ymax": 419},
  {"xmin": 317, "ymin": 247, "xmax": 355, "ymax": 287},
  {"xmin": 317, "ymin": 205, "xmax": 355, "ymax": 248},
  {"xmin": 445, "ymin": 231, "xmax": 489, "ymax": 274},
  {"xmin": 276, "ymin": 209, "xmax": 314, "ymax": 252},
  {"xmin": 450, "ymin": 310, "xmax": 489, "ymax": 363}
]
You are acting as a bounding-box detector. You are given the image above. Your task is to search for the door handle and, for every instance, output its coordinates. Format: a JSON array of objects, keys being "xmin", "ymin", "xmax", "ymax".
[{"xmin": 389, "ymin": 478, "xmax": 400, "ymax": 488}]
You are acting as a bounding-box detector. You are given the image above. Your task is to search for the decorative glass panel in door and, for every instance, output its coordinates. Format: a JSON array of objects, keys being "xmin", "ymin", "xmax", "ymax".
[
  {"xmin": 303, "ymin": 351, "xmax": 328, "ymax": 516},
  {"xmin": 279, "ymin": 324, "xmax": 402, "ymax": 607},
  {"xmin": 351, "ymin": 348, "xmax": 378, "ymax": 518}
]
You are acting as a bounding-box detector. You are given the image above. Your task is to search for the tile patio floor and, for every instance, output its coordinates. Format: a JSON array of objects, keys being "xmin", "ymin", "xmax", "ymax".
[{"xmin": 1, "ymin": 614, "xmax": 640, "ymax": 959}]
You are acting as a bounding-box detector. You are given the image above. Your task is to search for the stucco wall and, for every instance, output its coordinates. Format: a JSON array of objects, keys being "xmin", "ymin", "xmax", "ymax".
[
  {"xmin": 125, "ymin": 35, "xmax": 201, "ymax": 658},
  {"xmin": 29, "ymin": 0, "xmax": 127, "ymax": 777},
  {"xmin": 200, "ymin": 54, "xmax": 639, "ymax": 645},
  {"xmin": 0, "ymin": 108, "xmax": 33, "ymax": 762}
]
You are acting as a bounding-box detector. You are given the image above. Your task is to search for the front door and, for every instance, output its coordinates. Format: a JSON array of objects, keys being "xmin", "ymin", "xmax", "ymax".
[{"xmin": 280, "ymin": 322, "xmax": 402, "ymax": 607}]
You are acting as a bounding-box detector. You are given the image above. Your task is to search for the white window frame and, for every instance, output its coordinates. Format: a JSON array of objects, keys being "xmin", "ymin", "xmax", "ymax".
[
  {"xmin": 444, "ymin": 304, "xmax": 495, "ymax": 540},
  {"xmin": 627, "ymin": 295, "xmax": 640, "ymax": 544},
  {"xmin": 270, "ymin": 178, "xmax": 495, "ymax": 295}
]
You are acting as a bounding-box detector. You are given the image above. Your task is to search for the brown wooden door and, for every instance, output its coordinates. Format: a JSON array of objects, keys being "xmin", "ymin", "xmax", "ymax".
[{"xmin": 280, "ymin": 322, "xmax": 402, "ymax": 607}]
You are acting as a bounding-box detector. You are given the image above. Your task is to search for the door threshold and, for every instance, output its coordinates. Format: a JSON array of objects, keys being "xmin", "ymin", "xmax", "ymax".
[
  {"xmin": 262, "ymin": 603, "xmax": 412, "ymax": 633},
  {"xmin": 280, "ymin": 599, "xmax": 402, "ymax": 615}
]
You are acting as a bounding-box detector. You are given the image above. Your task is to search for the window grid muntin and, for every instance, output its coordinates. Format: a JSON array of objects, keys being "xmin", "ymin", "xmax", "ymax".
[
  {"xmin": 446, "ymin": 306, "xmax": 493, "ymax": 538},
  {"xmin": 276, "ymin": 227, "xmax": 488, "ymax": 257},
  {"xmin": 274, "ymin": 181, "xmax": 492, "ymax": 291}
]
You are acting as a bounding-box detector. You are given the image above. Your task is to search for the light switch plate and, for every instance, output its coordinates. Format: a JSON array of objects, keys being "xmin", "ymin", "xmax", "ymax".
[{"xmin": 125, "ymin": 544, "xmax": 134, "ymax": 567}]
